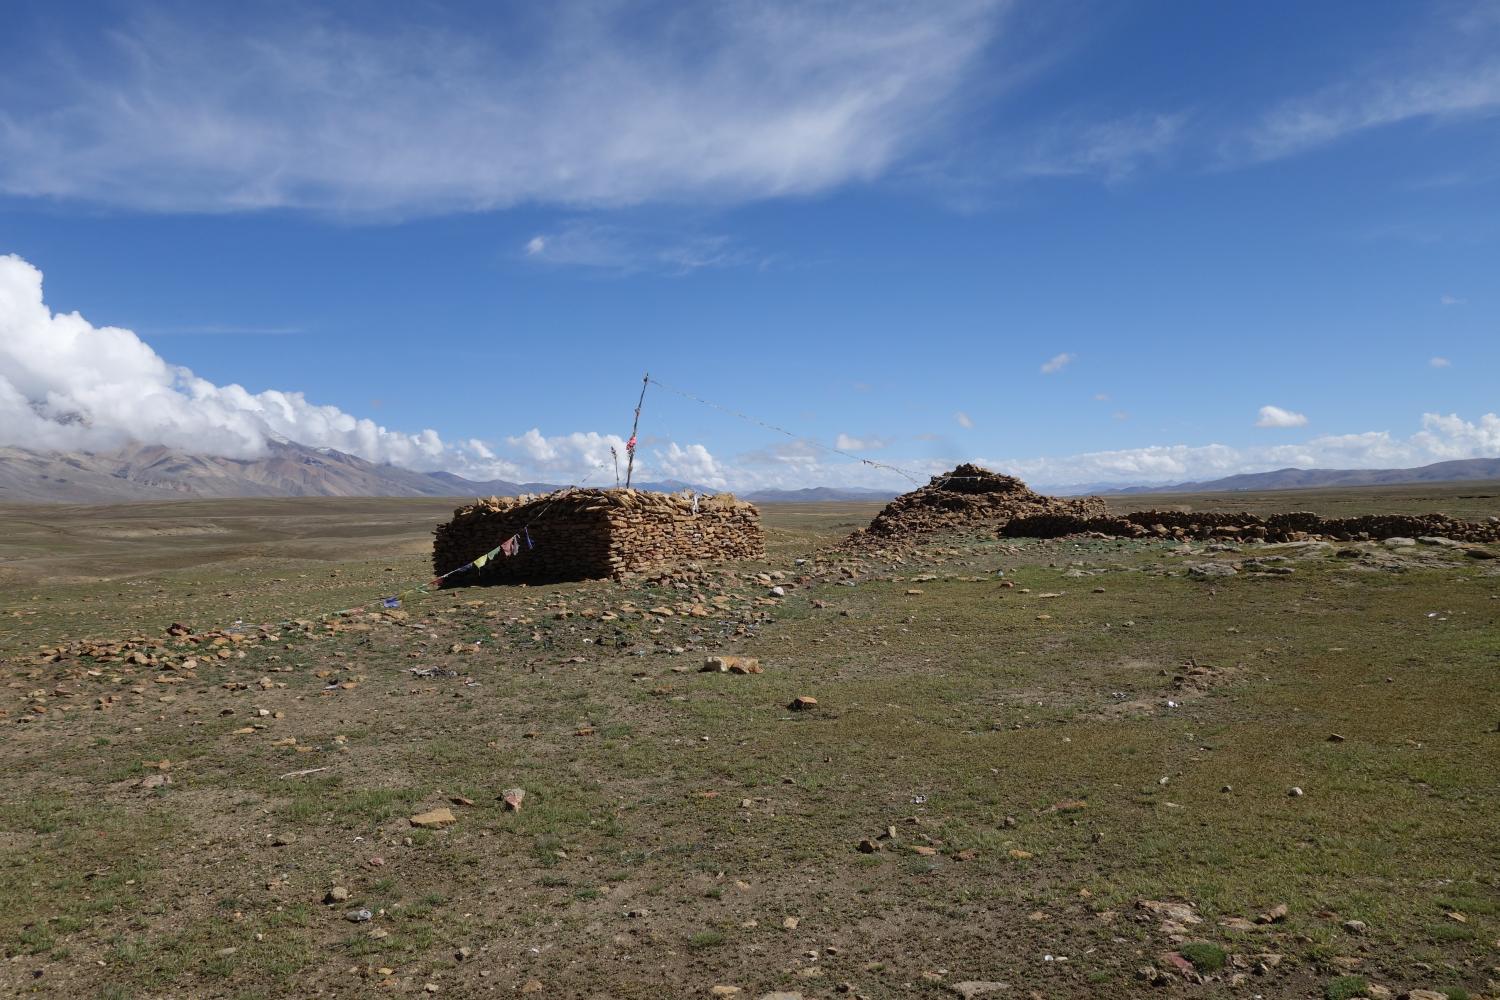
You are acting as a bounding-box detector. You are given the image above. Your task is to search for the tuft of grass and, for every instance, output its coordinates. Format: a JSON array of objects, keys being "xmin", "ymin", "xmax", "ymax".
[
  {"xmin": 688, "ymin": 930, "xmax": 725, "ymax": 950},
  {"xmin": 1179, "ymin": 941, "xmax": 1226, "ymax": 972},
  {"xmin": 1325, "ymin": 976, "xmax": 1368, "ymax": 1000}
]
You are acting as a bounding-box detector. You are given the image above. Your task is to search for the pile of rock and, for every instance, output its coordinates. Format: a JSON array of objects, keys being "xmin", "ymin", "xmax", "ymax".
[
  {"xmin": 1003, "ymin": 508, "xmax": 1500, "ymax": 544},
  {"xmin": 432, "ymin": 488, "xmax": 764, "ymax": 584},
  {"xmin": 843, "ymin": 464, "xmax": 1107, "ymax": 548}
]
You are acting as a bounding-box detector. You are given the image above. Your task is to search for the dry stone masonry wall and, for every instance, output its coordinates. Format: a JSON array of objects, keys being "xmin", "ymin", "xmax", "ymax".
[
  {"xmin": 1002, "ymin": 509, "xmax": 1500, "ymax": 544},
  {"xmin": 433, "ymin": 488, "xmax": 764, "ymax": 584}
]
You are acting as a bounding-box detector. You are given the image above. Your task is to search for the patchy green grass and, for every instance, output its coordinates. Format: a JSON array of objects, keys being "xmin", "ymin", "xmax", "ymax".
[{"xmin": 1, "ymin": 494, "xmax": 1497, "ymax": 998}]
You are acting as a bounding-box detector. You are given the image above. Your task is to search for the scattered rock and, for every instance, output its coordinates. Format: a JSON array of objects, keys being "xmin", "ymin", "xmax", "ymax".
[
  {"xmin": 710, "ymin": 988, "xmax": 742, "ymax": 997},
  {"xmin": 1327, "ymin": 733, "xmax": 1346, "ymax": 742},
  {"xmin": 501, "ymin": 788, "xmax": 526, "ymax": 812},
  {"xmin": 410, "ymin": 808, "xmax": 457, "ymax": 829},
  {"xmin": 1383, "ymin": 537, "xmax": 1417, "ymax": 548},
  {"xmin": 788, "ymin": 696, "xmax": 818, "ymax": 712},
  {"xmin": 345, "ymin": 908, "xmax": 373, "ymax": 923},
  {"xmin": 1256, "ymin": 903, "xmax": 1289, "ymax": 924},
  {"xmin": 1188, "ymin": 563, "xmax": 1237, "ymax": 579},
  {"xmin": 1287, "ymin": 786, "xmax": 1304, "ymax": 797},
  {"xmin": 856, "ymin": 838, "xmax": 880, "ymax": 853},
  {"xmin": 271, "ymin": 832, "xmax": 297, "ymax": 847},
  {"xmin": 1138, "ymin": 900, "xmax": 1202, "ymax": 927},
  {"xmin": 950, "ymin": 982, "xmax": 1010, "ymax": 998},
  {"xmin": 324, "ymin": 887, "xmax": 349, "ymax": 904},
  {"xmin": 1342, "ymin": 919, "xmax": 1367, "ymax": 935},
  {"xmin": 782, "ymin": 916, "xmax": 799, "ymax": 930},
  {"xmin": 1465, "ymin": 546, "xmax": 1496, "ymax": 559},
  {"xmin": 702, "ymin": 656, "xmax": 762, "ymax": 674}
]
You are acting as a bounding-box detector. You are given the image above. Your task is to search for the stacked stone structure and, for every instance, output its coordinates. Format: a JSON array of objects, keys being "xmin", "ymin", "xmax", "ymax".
[
  {"xmin": 433, "ymin": 488, "xmax": 764, "ymax": 584},
  {"xmin": 843, "ymin": 464, "xmax": 1107, "ymax": 547}
]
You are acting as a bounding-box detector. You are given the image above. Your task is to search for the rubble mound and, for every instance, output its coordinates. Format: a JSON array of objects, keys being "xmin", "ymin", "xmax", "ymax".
[
  {"xmin": 844, "ymin": 464, "xmax": 1107, "ymax": 547},
  {"xmin": 433, "ymin": 487, "xmax": 764, "ymax": 584}
]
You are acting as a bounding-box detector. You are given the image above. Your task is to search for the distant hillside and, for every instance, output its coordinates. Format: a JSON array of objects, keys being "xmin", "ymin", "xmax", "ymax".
[
  {"xmin": 0, "ymin": 443, "xmax": 713, "ymax": 504},
  {"xmin": 744, "ymin": 486, "xmax": 898, "ymax": 503},
  {"xmin": 0, "ymin": 442, "xmax": 481, "ymax": 503},
  {"xmin": 1093, "ymin": 457, "xmax": 1500, "ymax": 496}
]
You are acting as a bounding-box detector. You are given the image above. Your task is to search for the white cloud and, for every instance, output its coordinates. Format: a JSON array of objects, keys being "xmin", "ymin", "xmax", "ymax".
[
  {"xmin": 835, "ymin": 433, "xmax": 890, "ymax": 451},
  {"xmin": 0, "ymin": 252, "xmax": 716, "ymax": 487},
  {"xmin": 1430, "ymin": 356, "xmax": 1452, "ymax": 368},
  {"xmin": 1093, "ymin": 392, "xmax": 1111, "ymax": 402},
  {"xmin": 954, "ymin": 411, "xmax": 974, "ymax": 429},
  {"xmin": 1040, "ymin": 352, "xmax": 1075, "ymax": 375},
  {"xmin": 651, "ymin": 442, "xmax": 727, "ymax": 488},
  {"xmin": 1256, "ymin": 405, "xmax": 1309, "ymax": 428},
  {"xmin": 520, "ymin": 222, "xmax": 745, "ymax": 274},
  {"xmin": 1439, "ymin": 294, "xmax": 1465, "ymax": 306},
  {"xmin": 1017, "ymin": 112, "xmax": 1186, "ymax": 182},
  {"xmin": 991, "ymin": 413, "xmax": 1500, "ymax": 489},
  {"xmin": 0, "ymin": 3, "xmax": 1004, "ymax": 216},
  {"xmin": 1236, "ymin": 40, "xmax": 1500, "ymax": 163}
]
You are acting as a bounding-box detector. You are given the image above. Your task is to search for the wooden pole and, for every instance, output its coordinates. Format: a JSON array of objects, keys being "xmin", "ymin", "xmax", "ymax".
[{"xmin": 624, "ymin": 372, "xmax": 649, "ymax": 489}]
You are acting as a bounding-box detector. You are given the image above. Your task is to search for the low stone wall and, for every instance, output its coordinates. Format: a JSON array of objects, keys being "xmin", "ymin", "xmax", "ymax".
[
  {"xmin": 1002, "ymin": 508, "xmax": 1500, "ymax": 544},
  {"xmin": 433, "ymin": 488, "xmax": 764, "ymax": 584}
]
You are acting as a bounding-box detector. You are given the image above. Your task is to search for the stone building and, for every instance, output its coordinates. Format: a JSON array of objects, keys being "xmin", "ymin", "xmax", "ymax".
[{"xmin": 432, "ymin": 487, "xmax": 763, "ymax": 584}]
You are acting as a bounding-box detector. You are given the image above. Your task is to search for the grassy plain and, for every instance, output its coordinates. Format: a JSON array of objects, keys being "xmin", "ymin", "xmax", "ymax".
[{"xmin": 1, "ymin": 485, "xmax": 1497, "ymax": 998}]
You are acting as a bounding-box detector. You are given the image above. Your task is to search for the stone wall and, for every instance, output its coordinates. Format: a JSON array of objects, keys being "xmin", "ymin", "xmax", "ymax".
[
  {"xmin": 432, "ymin": 488, "xmax": 764, "ymax": 584},
  {"xmin": 1002, "ymin": 509, "xmax": 1500, "ymax": 544}
]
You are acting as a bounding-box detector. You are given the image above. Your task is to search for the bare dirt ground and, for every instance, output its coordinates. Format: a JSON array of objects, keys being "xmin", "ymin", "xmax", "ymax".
[{"xmin": 2, "ymin": 487, "xmax": 1498, "ymax": 999}]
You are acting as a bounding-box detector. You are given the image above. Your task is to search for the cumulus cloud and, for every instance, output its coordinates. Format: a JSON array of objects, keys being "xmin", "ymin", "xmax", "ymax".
[
  {"xmin": 1256, "ymin": 405, "xmax": 1308, "ymax": 428},
  {"xmin": 0, "ymin": 253, "xmax": 717, "ymax": 486},
  {"xmin": 1040, "ymin": 352, "xmax": 1075, "ymax": 375},
  {"xmin": 0, "ymin": 3, "xmax": 1004, "ymax": 216},
  {"xmin": 652, "ymin": 442, "xmax": 728, "ymax": 488},
  {"xmin": 1430, "ymin": 356, "xmax": 1452, "ymax": 368},
  {"xmin": 835, "ymin": 433, "xmax": 890, "ymax": 452},
  {"xmin": 954, "ymin": 411, "xmax": 974, "ymax": 429}
]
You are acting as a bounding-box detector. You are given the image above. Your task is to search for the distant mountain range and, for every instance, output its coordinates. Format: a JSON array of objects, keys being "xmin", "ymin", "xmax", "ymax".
[
  {"xmin": 0, "ymin": 442, "xmax": 702, "ymax": 504},
  {"xmin": 3, "ymin": 442, "xmax": 1495, "ymax": 504},
  {"xmin": 1065, "ymin": 457, "xmax": 1500, "ymax": 496}
]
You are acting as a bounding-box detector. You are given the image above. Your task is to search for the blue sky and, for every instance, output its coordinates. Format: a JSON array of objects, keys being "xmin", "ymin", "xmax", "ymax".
[{"xmin": 1, "ymin": 0, "xmax": 1496, "ymax": 489}]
